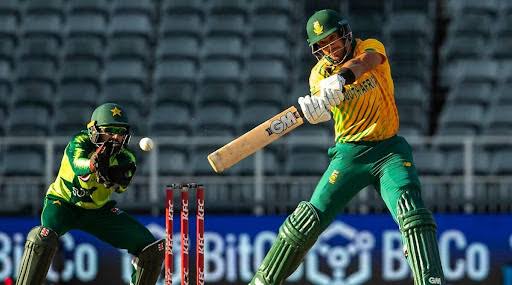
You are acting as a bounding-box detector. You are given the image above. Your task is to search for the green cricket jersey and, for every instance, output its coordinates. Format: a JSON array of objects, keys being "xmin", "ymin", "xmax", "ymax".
[{"xmin": 46, "ymin": 130, "xmax": 137, "ymax": 209}]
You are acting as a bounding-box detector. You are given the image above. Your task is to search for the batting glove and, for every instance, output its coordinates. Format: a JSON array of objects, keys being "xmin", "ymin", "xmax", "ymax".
[
  {"xmin": 319, "ymin": 74, "xmax": 346, "ymax": 109},
  {"xmin": 298, "ymin": 95, "xmax": 331, "ymax": 124}
]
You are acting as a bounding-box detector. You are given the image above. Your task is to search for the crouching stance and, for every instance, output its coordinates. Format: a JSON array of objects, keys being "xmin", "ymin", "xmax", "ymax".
[{"xmin": 16, "ymin": 103, "xmax": 164, "ymax": 285}]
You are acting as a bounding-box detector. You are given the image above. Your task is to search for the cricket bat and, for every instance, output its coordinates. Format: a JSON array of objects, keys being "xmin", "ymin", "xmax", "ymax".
[{"xmin": 207, "ymin": 106, "xmax": 304, "ymax": 173}]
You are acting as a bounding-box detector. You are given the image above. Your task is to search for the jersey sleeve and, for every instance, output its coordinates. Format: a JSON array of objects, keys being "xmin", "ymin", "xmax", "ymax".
[
  {"xmin": 65, "ymin": 132, "xmax": 94, "ymax": 176},
  {"xmin": 309, "ymin": 59, "xmax": 328, "ymax": 96},
  {"xmin": 358, "ymin": 38, "xmax": 387, "ymax": 62}
]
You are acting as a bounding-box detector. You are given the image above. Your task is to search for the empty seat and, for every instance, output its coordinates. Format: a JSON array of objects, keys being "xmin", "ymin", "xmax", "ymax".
[
  {"xmin": 247, "ymin": 59, "xmax": 288, "ymax": 85},
  {"xmin": 252, "ymin": 0, "xmax": 293, "ymax": 17},
  {"xmin": 496, "ymin": 16, "xmax": 512, "ymax": 38},
  {"xmin": 203, "ymin": 35, "xmax": 244, "ymax": 62},
  {"xmin": 190, "ymin": 146, "xmax": 231, "ymax": 175},
  {"xmin": 208, "ymin": 0, "xmax": 248, "ymax": 17},
  {"xmin": 21, "ymin": 14, "xmax": 62, "ymax": 43},
  {"xmin": 496, "ymin": 83, "xmax": 512, "ymax": 104},
  {"xmin": 53, "ymin": 104, "xmax": 91, "ymax": 136},
  {"xmin": 491, "ymin": 38, "xmax": 512, "ymax": 59},
  {"xmin": 66, "ymin": 14, "xmax": 107, "ymax": 43},
  {"xmin": 112, "ymin": 0, "xmax": 155, "ymax": 19},
  {"xmin": 154, "ymin": 59, "xmax": 198, "ymax": 85},
  {"xmin": 0, "ymin": 61, "xmax": 12, "ymax": 94},
  {"xmin": 447, "ymin": 15, "xmax": 492, "ymax": 39},
  {"xmin": 162, "ymin": 0, "xmax": 204, "ymax": 17},
  {"xmin": 445, "ymin": 149, "xmax": 490, "ymax": 175},
  {"xmin": 206, "ymin": 14, "xmax": 246, "ymax": 39},
  {"xmin": 160, "ymin": 14, "xmax": 203, "ymax": 40},
  {"xmin": 60, "ymin": 59, "xmax": 101, "ymax": 90},
  {"xmin": 63, "ymin": 38, "xmax": 103, "ymax": 65},
  {"xmin": 67, "ymin": 0, "xmax": 110, "ymax": 19},
  {"xmin": 12, "ymin": 83, "xmax": 53, "ymax": 108},
  {"xmin": 436, "ymin": 125, "xmax": 477, "ymax": 137},
  {"xmin": 158, "ymin": 147, "xmax": 188, "ymax": 175},
  {"xmin": 486, "ymin": 104, "xmax": 512, "ymax": 130},
  {"xmin": 389, "ymin": 37, "xmax": 431, "ymax": 62},
  {"xmin": 349, "ymin": 13, "xmax": 385, "ymax": 39},
  {"xmin": 107, "ymin": 37, "xmax": 150, "ymax": 62},
  {"xmin": 442, "ymin": 36, "xmax": 485, "ymax": 63},
  {"xmin": 251, "ymin": 14, "xmax": 289, "ymax": 38},
  {"xmin": 199, "ymin": 83, "xmax": 239, "ymax": 107},
  {"xmin": 394, "ymin": 81, "xmax": 429, "ymax": 107},
  {"xmin": 387, "ymin": 13, "xmax": 431, "ymax": 39},
  {"xmin": 16, "ymin": 59, "xmax": 57, "ymax": 91},
  {"xmin": 446, "ymin": 82, "xmax": 492, "ymax": 105},
  {"xmin": 109, "ymin": 14, "xmax": 152, "ymax": 42},
  {"xmin": 57, "ymin": 82, "xmax": 98, "ymax": 107},
  {"xmin": 18, "ymin": 38, "xmax": 59, "ymax": 64},
  {"xmin": 349, "ymin": 0, "xmax": 387, "ymax": 14},
  {"xmin": 439, "ymin": 104, "xmax": 485, "ymax": 133},
  {"xmin": 491, "ymin": 150, "xmax": 512, "ymax": 175},
  {"xmin": 446, "ymin": 0, "xmax": 498, "ymax": 17},
  {"xmin": 454, "ymin": 60, "xmax": 498, "ymax": 84},
  {"xmin": 102, "ymin": 83, "xmax": 145, "ymax": 109},
  {"xmin": 240, "ymin": 102, "xmax": 281, "ymax": 131},
  {"xmin": 0, "ymin": 15, "xmax": 17, "ymax": 48},
  {"xmin": 149, "ymin": 104, "xmax": 192, "ymax": 136},
  {"xmin": 202, "ymin": 59, "xmax": 243, "ymax": 86},
  {"xmin": 392, "ymin": 59, "xmax": 430, "ymax": 83},
  {"xmin": 243, "ymin": 83, "xmax": 285, "ymax": 106},
  {"xmin": 7, "ymin": 105, "xmax": 51, "ymax": 136},
  {"xmin": 391, "ymin": 0, "xmax": 433, "ymax": 14},
  {"xmin": 156, "ymin": 36, "xmax": 200, "ymax": 61},
  {"xmin": 238, "ymin": 150, "xmax": 281, "ymax": 175},
  {"xmin": 0, "ymin": 0, "xmax": 20, "ymax": 19},
  {"xmin": 286, "ymin": 148, "xmax": 328, "ymax": 176},
  {"xmin": 104, "ymin": 59, "xmax": 148, "ymax": 88},
  {"xmin": 194, "ymin": 103, "xmax": 237, "ymax": 134},
  {"xmin": 397, "ymin": 105, "xmax": 428, "ymax": 131},
  {"xmin": 250, "ymin": 36, "xmax": 290, "ymax": 63},
  {"xmin": 3, "ymin": 149, "xmax": 44, "ymax": 176},
  {"xmin": 153, "ymin": 82, "xmax": 195, "ymax": 108},
  {"xmin": 412, "ymin": 148, "xmax": 445, "ymax": 175}
]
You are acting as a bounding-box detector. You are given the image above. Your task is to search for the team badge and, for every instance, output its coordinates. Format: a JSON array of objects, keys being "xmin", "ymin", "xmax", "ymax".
[
  {"xmin": 52, "ymin": 200, "xmax": 61, "ymax": 206},
  {"xmin": 403, "ymin": 161, "xmax": 412, "ymax": 167},
  {"xmin": 328, "ymin": 170, "xmax": 340, "ymax": 184},
  {"xmin": 313, "ymin": 20, "xmax": 324, "ymax": 35},
  {"xmin": 111, "ymin": 106, "xmax": 122, "ymax": 117},
  {"xmin": 40, "ymin": 227, "xmax": 50, "ymax": 237}
]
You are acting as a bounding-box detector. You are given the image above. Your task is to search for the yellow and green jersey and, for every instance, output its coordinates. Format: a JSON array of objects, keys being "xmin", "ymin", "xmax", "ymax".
[
  {"xmin": 309, "ymin": 38, "xmax": 399, "ymax": 143},
  {"xmin": 46, "ymin": 130, "xmax": 137, "ymax": 209}
]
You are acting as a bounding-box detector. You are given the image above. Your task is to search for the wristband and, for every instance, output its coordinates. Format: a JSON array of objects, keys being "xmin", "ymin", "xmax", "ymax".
[{"xmin": 339, "ymin": 68, "xmax": 356, "ymax": 84}]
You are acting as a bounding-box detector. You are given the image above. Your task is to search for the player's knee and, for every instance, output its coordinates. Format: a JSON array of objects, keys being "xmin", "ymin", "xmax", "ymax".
[
  {"xmin": 281, "ymin": 201, "xmax": 322, "ymax": 246},
  {"xmin": 396, "ymin": 188, "xmax": 436, "ymax": 230}
]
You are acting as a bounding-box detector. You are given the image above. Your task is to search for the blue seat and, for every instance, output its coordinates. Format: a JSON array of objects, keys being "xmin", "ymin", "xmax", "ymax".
[
  {"xmin": 199, "ymin": 83, "xmax": 239, "ymax": 107},
  {"xmin": 158, "ymin": 147, "xmax": 189, "ymax": 176},
  {"xmin": 394, "ymin": 81, "xmax": 429, "ymax": 107},
  {"xmin": 104, "ymin": 59, "xmax": 148, "ymax": 89},
  {"xmin": 447, "ymin": 15, "xmax": 491, "ymax": 39},
  {"xmin": 251, "ymin": 14, "xmax": 289, "ymax": 38},
  {"xmin": 102, "ymin": 83, "xmax": 145, "ymax": 110},
  {"xmin": 202, "ymin": 59, "xmax": 243, "ymax": 86},
  {"xmin": 66, "ymin": 14, "xmax": 107, "ymax": 43},
  {"xmin": 154, "ymin": 59, "xmax": 198, "ymax": 85},
  {"xmin": 491, "ymin": 38, "xmax": 512, "ymax": 59},
  {"xmin": 207, "ymin": 14, "xmax": 246, "ymax": 39},
  {"xmin": 391, "ymin": 0, "xmax": 433, "ymax": 14},
  {"xmin": 12, "ymin": 83, "xmax": 53, "ymax": 109},
  {"xmin": 387, "ymin": 13, "xmax": 431, "ymax": 39},
  {"xmin": 67, "ymin": 0, "xmax": 110, "ymax": 20},
  {"xmin": 442, "ymin": 36, "xmax": 485, "ymax": 63},
  {"xmin": 286, "ymin": 148, "xmax": 328, "ymax": 176},
  {"xmin": 486, "ymin": 104, "xmax": 512, "ymax": 130},
  {"xmin": 60, "ymin": 59, "xmax": 101, "ymax": 90},
  {"xmin": 190, "ymin": 146, "xmax": 228, "ymax": 175},
  {"xmin": 446, "ymin": 82, "xmax": 492, "ymax": 106},
  {"xmin": 156, "ymin": 36, "xmax": 200, "ymax": 61},
  {"xmin": 149, "ymin": 103, "xmax": 192, "ymax": 136},
  {"xmin": 57, "ymin": 82, "xmax": 98, "ymax": 107},
  {"xmin": 247, "ymin": 59, "xmax": 288, "ymax": 85},
  {"xmin": 446, "ymin": 0, "xmax": 498, "ymax": 17},
  {"xmin": 18, "ymin": 38, "xmax": 59, "ymax": 65},
  {"xmin": 349, "ymin": 13, "xmax": 385, "ymax": 39},
  {"xmin": 412, "ymin": 148, "xmax": 445, "ymax": 175},
  {"xmin": 439, "ymin": 104, "xmax": 485, "ymax": 134},
  {"xmin": 0, "ymin": 60, "xmax": 12, "ymax": 94},
  {"xmin": 496, "ymin": 15, "xmax": 512, "ymax": 38},
  {"xmin": 445, "ymin": 149, "xmax": 490, "ymax": 175},
  {"xmin": 107, "ymin": 37, "xmax": 150, "ymax": 62},
  {"xmin": 349, "ymin": 0, "xmax": 387, "ymax": 14},
  {"xmin": 491, "ymin": 150, "xmax": 512, "ymax": 175},
  {"xmin": 162, "ymin": 0, "xmax": 204, "ymax": 18},
  {"xmin": 53, "ymin": 104, "xmax": 91, "ymax": 136},
  {"xmin": 208, "ymin": 0, "xmax": 248, "ymax": 17},
  {"xmin": 238, "ymin": 150, "xmax": 281, "ymax": 176},
  {"xmin": 496, "ymin": 83, "xmax": 512, "ymax": 104},
  {"xmin": 63, "ymin": 38, "xmax": 103, "ymax": 63},
  {"xmin": 21, "ymin": 14, "xmax": 62, "ymax": 43},
  {"xmin": 3, "ymin": 149, "xmax": 44, "ymax": 176},
  {"xmin": 250, "ymin": 36, "xmax": 290, "ymax": 63},
  {"xmin": 455, "ymin": 60, "xmax": 498, "ymax": 85},
  {"xmin": 391, "ymin": 59, "xmax": 430, "ymax": 84},
  {"xmin": 153, "ymin": 82, "xmax": 195, "ymax": 108},
  {"xmin": 7, "ymin": 104, "xmax": 51, "ymax": 136},
  {"xmin": 397, "ymin": 105, "xmax": 427, "ymax": 132},
  {"xmin": 160, "ymin": 14, "xmax": 203, "ymax": 40},
  {"xmin": 243, "ymin": 83, "xmax": 285, "ymax": 106},
  {"xmin": 252, "ymin": 0, "xmax": 293, "ymax": 17},
  {"xmin": 0, "ymin": 15, "xmax": 18, "ymax": 48},
  {"xmin": 16, "ymin": 59, "xmax": 57, "ymax": 91},
  {"xmin": 203, "ymin": 35, "xmax": 244, "ymax": 63},
  {"xmin": 24, "ymin": 0, "xmax": 64, "ymax": 18},
  {"xmin": 194, "ymin": 102, "xmax": 237, "ymax": 134},
  {"xmin": 0, "ymin": 0, "xmax": 20, "ymax": 19},
  {"xmin": 240, "ymin": 102, "xmax": 281, "ymax": 132},
  {"xmin": 109, "ymin": 14, "xmax": 153, "ymax": 42},
  {"xmin": 112, "ymin": 0, "xmax": 155, "ymax": 19}
]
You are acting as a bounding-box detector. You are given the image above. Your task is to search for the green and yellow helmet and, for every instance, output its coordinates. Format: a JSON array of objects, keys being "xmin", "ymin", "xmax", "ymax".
[
  {"xmin": 306, "ymin": 9, "xmax": 353, "ymax": 65},
  {"xmin": 87, "ymin": 103, "xmax": 131, "ymax": 147}
]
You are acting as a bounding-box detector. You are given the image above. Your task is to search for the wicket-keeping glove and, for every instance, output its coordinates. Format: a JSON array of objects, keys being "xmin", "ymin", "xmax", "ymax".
[
  {"xmin": 90, "ymin": 142, "xmax": 113, "ymax": 186},
  {"xmin": 298, "ymin": 95, "xmax": 331, "ymax": 124}
]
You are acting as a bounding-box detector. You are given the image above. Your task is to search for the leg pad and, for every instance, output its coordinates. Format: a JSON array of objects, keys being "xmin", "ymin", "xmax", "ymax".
[{"xmin": 132, "ymin": 239, "xmax": 165, "ymax": 285}]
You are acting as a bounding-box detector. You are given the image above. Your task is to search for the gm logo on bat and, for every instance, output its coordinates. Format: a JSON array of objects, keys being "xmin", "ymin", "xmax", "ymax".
[{"xmin": 265, "ymin": 110, "xmax": 301, "ymax": 135}]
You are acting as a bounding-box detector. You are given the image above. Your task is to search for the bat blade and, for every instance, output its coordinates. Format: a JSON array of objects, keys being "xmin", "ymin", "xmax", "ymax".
[{"xmin": 207, "ymin": 106, "xmax": 304, "ymax": 173}]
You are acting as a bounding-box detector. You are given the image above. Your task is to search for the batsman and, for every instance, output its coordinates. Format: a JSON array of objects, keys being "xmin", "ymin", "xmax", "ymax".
[
  {"xmin": 250, "ymin": 9, "xmax": 446, "ymax": 285},
  {"xmin": 16, "ymin": 103, "xmax": 164, "ymax": 285}
]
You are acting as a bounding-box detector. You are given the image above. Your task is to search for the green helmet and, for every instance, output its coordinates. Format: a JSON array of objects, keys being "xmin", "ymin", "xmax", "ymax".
[
  {"xmin": 306, "ymin": 9, "xmax": 353, "ymax": 64},
  {"xmin": 87, "ymin": 103, "xmax": 131, "ymax": 147}
]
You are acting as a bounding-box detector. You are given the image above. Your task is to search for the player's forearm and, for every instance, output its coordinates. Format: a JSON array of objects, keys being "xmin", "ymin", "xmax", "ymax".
[{"xmin": 341, "ymin": 51, "xmax": 384, "ymax": 80}]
